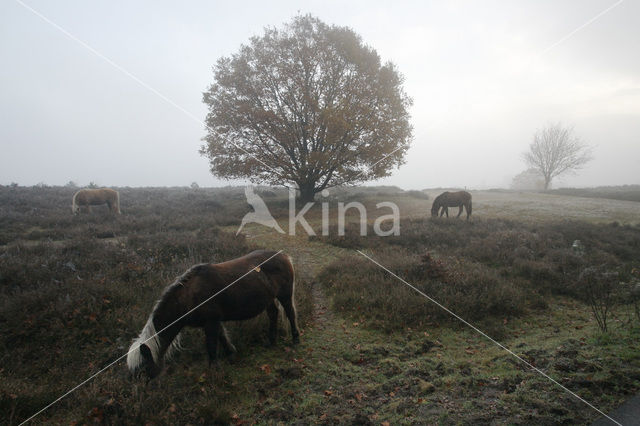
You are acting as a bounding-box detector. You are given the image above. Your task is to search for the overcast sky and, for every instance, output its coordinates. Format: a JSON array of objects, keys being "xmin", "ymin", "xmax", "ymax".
[{"xmin": 1, "ymin": 0, "xmax": 638, "ymax": 189}]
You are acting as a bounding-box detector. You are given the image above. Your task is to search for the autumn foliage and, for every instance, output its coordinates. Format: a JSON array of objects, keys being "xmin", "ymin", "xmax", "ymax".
[{"xmin": 201, "ymin": 15, "xmax": 413, "ymax": 201}]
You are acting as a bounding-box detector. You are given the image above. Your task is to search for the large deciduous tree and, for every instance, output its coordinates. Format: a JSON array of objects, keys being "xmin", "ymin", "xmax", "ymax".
[
  {"xmin": 522, "ymin": 123, "xmax": 592, "ymax": 190},
  {"xmin": 201, "ymin": 15, "xmax": 413, "ymax": 202}
]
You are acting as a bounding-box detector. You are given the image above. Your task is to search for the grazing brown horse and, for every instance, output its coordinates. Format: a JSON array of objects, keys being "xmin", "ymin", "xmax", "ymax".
[
  {"xmin": 72, "ymin": 188, "xmax": 120, "ymax": 214},
  {"xmin": 431, "ymin": 191, "xmax": 472, "ymax": 220},
  {"xmin": 127, "ymin": 250, "xmax": 300, "ymax": 378}
]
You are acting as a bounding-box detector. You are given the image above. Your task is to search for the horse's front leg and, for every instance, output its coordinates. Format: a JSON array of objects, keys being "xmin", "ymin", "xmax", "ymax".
[
  {"xmin": 266, "ymin": 301, "xmax": 279, "ymax": 346},
  {"xmin": 204, "ymin": 320, "xmax": 221, "ymax": 365}
]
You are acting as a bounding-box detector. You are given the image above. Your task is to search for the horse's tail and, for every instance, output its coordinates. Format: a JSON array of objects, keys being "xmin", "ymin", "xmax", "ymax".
[
  {"xmin": 71, "ymin": 191, "xmax": 79, "ymax": 214},
  {"xmin": 282, "ymin": 253, "xmax": 295, "ymax": 304},
  {"xmin": 115, "ymin": 190, "xmax": 121, "ymax": 214},
  {"xmin": 263, "ymin": 252, "xmax": 299, "ymax": 343}
]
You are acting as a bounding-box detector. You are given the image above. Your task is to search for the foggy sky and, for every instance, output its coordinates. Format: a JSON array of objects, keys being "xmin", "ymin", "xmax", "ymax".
[{"xmin": 1, "ymin": 0, "xmax": 638, "ymax": 190}]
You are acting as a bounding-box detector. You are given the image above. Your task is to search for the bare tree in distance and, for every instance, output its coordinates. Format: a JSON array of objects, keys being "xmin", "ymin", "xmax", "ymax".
[
  {"xmin": 522, "ymin": 123, "xmax": 593, "ymax": 190},
  {"xmin": 201, "ymin": 15, "xmax": 413, "ymax": 202}
]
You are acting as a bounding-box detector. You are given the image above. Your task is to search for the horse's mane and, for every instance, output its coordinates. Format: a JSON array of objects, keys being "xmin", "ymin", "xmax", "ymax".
[
  {"xmin": 127, "ymin": 265, "xmax": 208, "ymax": 371},
  {"xmin": 152, "ymin": 264, "xmax": 209, "ymax": 316}
]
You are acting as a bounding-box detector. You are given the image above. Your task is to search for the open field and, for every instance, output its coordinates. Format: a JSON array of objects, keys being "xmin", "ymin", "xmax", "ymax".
[{"xmin": 1, "ymin": 185, "xmax": 640, "ymax": 424}]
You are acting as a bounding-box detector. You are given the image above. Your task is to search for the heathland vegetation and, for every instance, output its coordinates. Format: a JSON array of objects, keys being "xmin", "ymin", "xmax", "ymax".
[{"xmin": 1, "ymin": 184, "xmax": 639, "ymax": 424}]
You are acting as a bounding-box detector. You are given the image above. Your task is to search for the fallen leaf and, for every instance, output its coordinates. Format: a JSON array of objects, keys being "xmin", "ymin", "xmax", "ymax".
[{"xmin": 259, "ymin": 364, "xmax": 271, "ymax": 375}]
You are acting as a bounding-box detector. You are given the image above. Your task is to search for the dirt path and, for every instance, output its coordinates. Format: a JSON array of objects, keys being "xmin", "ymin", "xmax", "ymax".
[
  {"xmin": 222, "ymin": 224, "xmax": 397, "ymax": 422},
  {"xmin": 223, "ymin": 222, "xmax": 350, "ymax": 337},
  {"xmin": 310, "ymin": 280, "xmax": 334, "ymax": 330}
]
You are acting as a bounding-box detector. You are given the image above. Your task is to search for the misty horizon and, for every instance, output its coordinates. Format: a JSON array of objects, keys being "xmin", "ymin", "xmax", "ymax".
[{"xmin": 2, "ymin": 1, "xmax": 639, "ymax": 190}]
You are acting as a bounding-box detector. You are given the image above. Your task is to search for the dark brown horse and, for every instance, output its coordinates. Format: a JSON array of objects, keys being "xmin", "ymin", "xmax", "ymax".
[
  {"xmin": 431, "ymin": 191, "xmax": 472, "ymax": 220},
  {"xmin": 127, "ymin": 250, "xmax": 299, "ymax": 378},
  {"xmin": 72, "ymin": 188, "xmax": 121, "ymax": 214}
]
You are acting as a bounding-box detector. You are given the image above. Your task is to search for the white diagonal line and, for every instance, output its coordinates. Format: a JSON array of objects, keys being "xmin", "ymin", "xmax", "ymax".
[
  {"xmin": 356, "ymin": 249, "xmax": 622, "ymax": 426},
  {"xmin": 538, "ymin": 0, "xmax": 625, "ymax": 57},
  {"xmin": 14, "ymin": 0, "xmax": 285, "ymax": 184},
  {"xmin": 19, "ymin": 250, "xmax": 283, "ymax": 425},
  {"xmin": 352, "ymin": 144, "xmax": 407, "ymax": 183}
]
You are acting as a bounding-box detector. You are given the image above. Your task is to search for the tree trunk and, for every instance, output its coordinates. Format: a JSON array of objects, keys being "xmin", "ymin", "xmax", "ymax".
[
  {"xmin": 298, "ymin": 184, "xmax": 316, "ymax": 203},
  {"xmin": 544, "ymin": 176, "xmax": 551, "ymax": 190}
]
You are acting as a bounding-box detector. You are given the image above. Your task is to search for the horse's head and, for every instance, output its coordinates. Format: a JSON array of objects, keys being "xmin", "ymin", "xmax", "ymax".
[
  {"xmin": 127, "ymin": 341, "xmax": 163, "ymax": 379},
  {"xmin": 139, "ymin": 343, "xmax": 163, "ymax": 379},
  {"xmin": 430, "ymin": 202, "xmax": 440, "ymax": 217},
  {"xmin": 127, "ymin": 317, "xmax": 166, "ymax": 379}
]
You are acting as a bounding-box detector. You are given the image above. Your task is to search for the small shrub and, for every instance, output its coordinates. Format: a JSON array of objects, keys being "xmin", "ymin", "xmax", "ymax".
[{"xmin": 577, "ymin": 265, "xmax": 619, "ymax": 332}]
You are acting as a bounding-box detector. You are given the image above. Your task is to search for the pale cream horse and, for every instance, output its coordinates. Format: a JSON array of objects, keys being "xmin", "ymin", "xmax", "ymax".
[{"xmin": 72, "ymin": 188, "xmax": 121, "ymax": 214}]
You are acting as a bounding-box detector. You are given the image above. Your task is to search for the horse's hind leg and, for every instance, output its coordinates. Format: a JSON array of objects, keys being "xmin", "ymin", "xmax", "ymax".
[
  {"xmin": 279, "ymin": 297, "xmax": 300, "ymax": 344},
  {"xmin": 266, "ymin": 301, "xmax": 279, "ymax": 345},
  {"xmin": 457, "ymin": 205, "xmax": 463, "ymax": 218},
  {"xmin": 204, "ymin": 321, "xmax": 220, "ymax": 365}
]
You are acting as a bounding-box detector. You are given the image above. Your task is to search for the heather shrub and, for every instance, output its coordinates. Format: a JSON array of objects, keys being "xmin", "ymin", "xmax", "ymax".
[
  {"xmin": 320, "ymin": 249, "xmax": 530, "ymax": 331},
  {"xmin": 0, "ymin": 186, "xmax": 315, "ymax": 424},
  {"xmin": 404, "ymin": 190, "xmax": 430, "ymax": 200}
]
